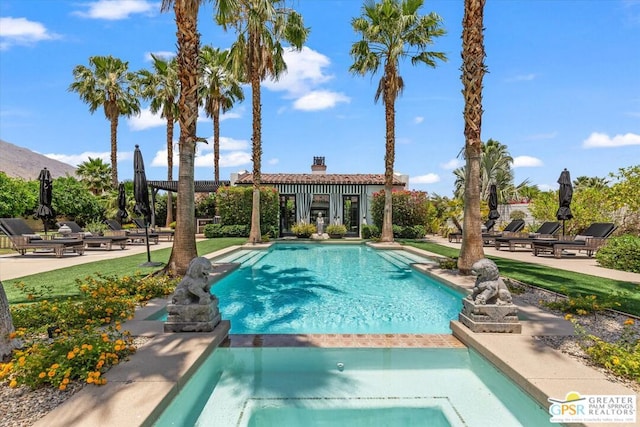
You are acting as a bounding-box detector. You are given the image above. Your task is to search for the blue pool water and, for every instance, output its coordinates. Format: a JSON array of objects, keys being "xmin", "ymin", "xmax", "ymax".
[
  {"xmin": 153, "ymin": 347, "xmax": 556, "ymax": 427},
  {"xmin": 210, "ymin": 244, "xmax": 463, "ymax": 334}
]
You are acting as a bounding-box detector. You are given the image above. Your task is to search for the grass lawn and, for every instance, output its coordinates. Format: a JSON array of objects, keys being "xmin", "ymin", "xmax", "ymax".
[
  {"xmin": 403, "ymin": 240, "xmax": 640, "ymax": 317},
  {"xmin": 4, "ymin": 238, "xmax": 246, "ymax": 304}
]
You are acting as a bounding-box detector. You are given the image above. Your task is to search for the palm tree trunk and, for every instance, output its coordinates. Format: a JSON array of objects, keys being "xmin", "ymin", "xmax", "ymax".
[
  {"xmin": 381, "ymin": 70, "xmax": 396, "ymax": 243},
  {"xmin": 458, "ymin": 0, "xmax": 487, "ymax": 274},
  {"xmin": 166, "ymin": 113, "xmax": 175, "ymax": 227},
  {"xmin": 248, "ymin": 29, "xmax": 262, "ymax": 244},
  {"xmin": 110, "ymin": 114, "xmax": 119, "ymax": 188},
  {"xmin": 213, "ymin": 102, "xmax": 221, "ymax": 182},
  {"xmin": 0, "ymin": 282, "xmax": 19, "ymax": 361},
  {"xmin": 166, "ymin": 0, "xmax": 200, "ymax": 276}
]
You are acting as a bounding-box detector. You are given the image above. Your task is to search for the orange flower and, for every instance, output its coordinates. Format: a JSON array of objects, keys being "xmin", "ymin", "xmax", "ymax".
[
  {"xmin": 624, "ymin": 318, "xmax": 635, "ymax": 326},
  {"xmin": 67, "ymin": 352, "xmax": 76, "ymax": 360},
  {"xmin": 59, "ymin": 384, "xmax": 67, "ymax": 391},
  {"xmin": 38, "ymin": 372, "xmax": 46, "ymax": 379},
  {"xmin": 9, "ymin": 379, "xmax": 18, "ymax": 388}
]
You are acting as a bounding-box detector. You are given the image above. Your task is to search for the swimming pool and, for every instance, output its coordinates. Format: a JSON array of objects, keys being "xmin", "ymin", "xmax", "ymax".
[
  {"xmin": 153, "ymin": 347, "xmax": 555, "ymax": 427},
  {"xmin": 209, "ymin": 243, "xmax": 463, "ymax": 334}
]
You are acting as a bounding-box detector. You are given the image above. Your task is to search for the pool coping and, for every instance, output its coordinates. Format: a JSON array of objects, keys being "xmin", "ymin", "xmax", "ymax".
[{"xmin": 33, "ymin": 243, "xmax": 638, "ymax": 427}]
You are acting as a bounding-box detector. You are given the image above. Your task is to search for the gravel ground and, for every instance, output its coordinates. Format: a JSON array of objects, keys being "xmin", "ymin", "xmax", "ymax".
[{"xmin": 1, "ymin": 286, "xmax": 638, "ymax": 427}]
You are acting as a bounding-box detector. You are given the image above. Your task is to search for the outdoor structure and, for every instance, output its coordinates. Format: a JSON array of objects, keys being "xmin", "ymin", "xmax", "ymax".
[
  {"xmin": 458, "ymin": 258, "xmax": 521, "ymax": 333},
  {"xmin": 232, "ymin": 157, "xmax": 408, "ymax": 237},
  {"xmin": 164, "ymin": 257, "xmax": 222, "ymax": 333}
]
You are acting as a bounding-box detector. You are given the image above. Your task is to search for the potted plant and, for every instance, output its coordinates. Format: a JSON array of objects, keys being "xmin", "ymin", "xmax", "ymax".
[
  {"xmin": 291, "ymin": 222, "xmax": 316, "ymax": 238},
  {"xmin": 85, "ymin": 220, "xmax": 108, "ymax": 236},
  {"xmin": 326, "ymin": 224, "xmax": 347, "ymax": 239}
]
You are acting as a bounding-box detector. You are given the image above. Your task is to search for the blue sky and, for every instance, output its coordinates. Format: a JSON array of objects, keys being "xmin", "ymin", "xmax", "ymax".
[{"xmin": 1, "ymin": 0, "xmax": 639, "ymax": 197}]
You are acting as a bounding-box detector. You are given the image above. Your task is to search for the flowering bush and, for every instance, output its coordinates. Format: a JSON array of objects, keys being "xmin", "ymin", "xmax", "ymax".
[
  {"xmin": 2, "ymin": 273, "xmax": 177, "ymax": 390},
  {"xmin": 569, "ymin": 317, "xmax": 640, "ymax": 382}
]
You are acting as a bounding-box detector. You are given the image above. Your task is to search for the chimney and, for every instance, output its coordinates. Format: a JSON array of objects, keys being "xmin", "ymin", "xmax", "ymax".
[{"xmin": 311, "ymin": 156, "xmax": 326, "ymax": 174}]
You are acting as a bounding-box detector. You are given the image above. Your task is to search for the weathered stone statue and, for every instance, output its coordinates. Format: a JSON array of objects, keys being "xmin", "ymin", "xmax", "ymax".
[
  {"xmin": 459, "ymin": 258, "xmax": 521, "ymax": 333},
  {"xmin": 164, "ymin": 257, "xmax": 222, "ymax": 332}
]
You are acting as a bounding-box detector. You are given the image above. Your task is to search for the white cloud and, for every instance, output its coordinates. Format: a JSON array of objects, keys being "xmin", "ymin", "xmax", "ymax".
[
  {"xmin": 263, "ymin": 47, "xmax": 333, "ymax": 97},
  {"xmin": 268, "ymin": 158, "xmax": 279, "ymax": 165},
  {"xmin": 151, "ymin": 138, "xmax": 251, "ymax": 168},
  {"xmin": 195, "ymin": 151, "xmax": 251, "ymax": 168},
  {"xmin": 506, "ymin": 73, "xmax": 537, "ymax": 82},
  {"xmin": 128, "ymin": 108, "xmax": 165, "ymax": 130},
  {"xmin": 44, "ymin": 150, "xmax": 132, "ymax": 167},
  {"xmin": 441, "ymin": 158, "xmax": 462, "ymax": 170},
  {"xmin": 0, "ymin": 17, "xmax": 59, "ymax": 50},
  {"xmin": 144, "ymin": 51, "xmax": 175, "ymax": 61},
  {"xmin": 582, "ymin": 132, "xmax": 640, "ymax": 148},
  {"xmin": 293, "ymin": 90, "xmax": 350, "ymax": 111},
  {"xmin": 260, "ymin": 46, "xmax": 350, "ymax": 111},
  {"xmin": 73, "ymin": 0, "xmax": 158, "ymax": 20},
  {"xmin": 414, "ymin": 116, "xmax": 424, "ymax": 124},
  {"xmin": 512, "ymin": 156, "xmax": 543, "ymax": 167},
  {"xmin": 411, "ymin": 173, "xmax": 440, "ymax": 184}
]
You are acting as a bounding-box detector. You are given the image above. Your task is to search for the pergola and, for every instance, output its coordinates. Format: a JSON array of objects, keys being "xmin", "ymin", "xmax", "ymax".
[{"xmin": 146, "ymin": 180, "xmax": 230, "ymax": 226}]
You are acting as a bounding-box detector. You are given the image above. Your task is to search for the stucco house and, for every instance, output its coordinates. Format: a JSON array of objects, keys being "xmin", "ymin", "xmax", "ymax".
[{"xmin": 232, "ymin": 157, "xmax": 408, "ymax": 237}]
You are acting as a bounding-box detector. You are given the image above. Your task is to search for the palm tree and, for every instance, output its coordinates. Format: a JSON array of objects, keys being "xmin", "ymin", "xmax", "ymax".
[
  {"xmin": 216, "ymin": 0, "xmax": 309, "ymax": 244},
  {"xmin": 453, "ymin": 139, "xmax": 516, "ymax": 201},
  {"xmin": 69, "ymin": 55, "xmax": 140, "ymax": 188},
  {"xmin": 200, "ymin": 45, "xmax": 245, "ymax": 182},
  {"xmin": 458, "ymin": 0, "xmax": 487, "ymax": 274},
  {"xmin": 76, "ymin": 157, "xmax": 112, "ymax": 195},
  {"xmin": 160, "ymin": 0, "xmax": 204, "ymax": 275},
  {"xmin": 350, "ymin": 0, "xmax": 446, "ymax": 242},
  {"xmin": 573, "ymin": 176, "xmax": 610, "ymax": 191},
  {"xmin": 135, "ymin": 54, "xmax": 180, "ymax": 227}
]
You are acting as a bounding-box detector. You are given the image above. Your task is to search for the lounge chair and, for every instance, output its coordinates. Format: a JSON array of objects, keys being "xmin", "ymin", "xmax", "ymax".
[
  {"xmin": 0, "ymin": 218, "xmax": 85, "ymax": 257},
  {"xmin": 57, "ymin": 221, "xmax": 128, "ymax": 250},
  {"xmin": 482, "ymin": 219, "xmax": 526, "ymax": 245},
  {"xmin": 494, "ymin": 221, "xmax": 562, "ymax": 252},
  {"xmin": 132, "ymin": 218, "xmax": 174, "ymax": 241},
  {"xmin": 104, "ymin": 219, "xmax": 159, "ymax": 245},
  {"xmin": 448, "ymin": 219, "xmax": 495, "ymax": 243},
  {"xmin": 531, "ymin": 222, "xmax": 617, "ymax": 258}
]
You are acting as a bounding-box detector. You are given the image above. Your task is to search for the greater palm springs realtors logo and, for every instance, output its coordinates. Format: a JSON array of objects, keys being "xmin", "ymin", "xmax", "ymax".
[{"xmin": 548, "ymin": 392, "xmax": 636, "ymax": 423}]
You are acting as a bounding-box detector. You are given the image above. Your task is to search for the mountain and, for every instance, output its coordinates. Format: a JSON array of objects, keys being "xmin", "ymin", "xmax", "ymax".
[{"xmin": 0, "ymin": 139, "xmax": 77, "ymax": 180}]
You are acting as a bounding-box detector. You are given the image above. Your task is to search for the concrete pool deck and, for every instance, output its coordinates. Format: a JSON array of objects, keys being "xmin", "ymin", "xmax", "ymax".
[{"xmin": 5, "ymin": 239, "xmax": 638, "ymax": 427}]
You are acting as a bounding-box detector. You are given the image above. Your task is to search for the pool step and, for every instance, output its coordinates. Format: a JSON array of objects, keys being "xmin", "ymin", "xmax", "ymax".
[{"xmin": 376, "ymin": 251, "xmax": 413, "ymax": 270}]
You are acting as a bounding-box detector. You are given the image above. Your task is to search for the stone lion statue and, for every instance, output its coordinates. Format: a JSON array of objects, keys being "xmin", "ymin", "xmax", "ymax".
[
  {"xmin": 171, "ymin": 257, "xmax": 215, "ymax": 305},
  {"xmin": 467, "ymin": 258, "xmax": 512, "ymax": 305}
]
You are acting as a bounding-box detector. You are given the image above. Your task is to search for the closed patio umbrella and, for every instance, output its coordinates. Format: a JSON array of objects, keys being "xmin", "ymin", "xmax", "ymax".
[
  {"xmin": 133, "ymin": 145, "xmax": 162, "ymax": 267},
  {"xmin": 36, "ymin": 167, "xmax": 55, "ymax": 234},
  {"xmin": 556, "ymin": 168, "xmax": 573, "ymax": 236},
  {"xmin": 117, "ymin": 183, "xmax": 128, "ymax": 222},
  {"xmin": 488, "ymin": 184, "xmax": 500, "ymax": 221}
]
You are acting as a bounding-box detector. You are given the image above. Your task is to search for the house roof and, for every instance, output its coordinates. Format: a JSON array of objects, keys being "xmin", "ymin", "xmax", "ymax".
[
  {"xmin": 147, "ymin": 180, "xmax": 230, "ymax": 192},
  {"xmin": 235, "ymin": 173, "xmax": 406, "ymax": 186}
]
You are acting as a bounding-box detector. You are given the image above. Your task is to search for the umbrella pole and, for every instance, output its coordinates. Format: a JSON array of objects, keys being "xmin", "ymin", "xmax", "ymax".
[{"xmin": 145, "ymin": 224, "xmax": 151, "ymax": 263}]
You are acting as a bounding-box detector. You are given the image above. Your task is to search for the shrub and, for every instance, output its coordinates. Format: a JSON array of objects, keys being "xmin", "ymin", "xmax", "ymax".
[
  {"xmin": 510, "ymin": 210, "xmax": 526, "ymax": 220},
  {"xmin": 571, "ymin": 318, "xmax": 640, "ymax": 382},
  {"xmin": 437, "ymin": 257, "xmax": 458, "ymax": 270},
  {"xmin": 596, "ymin": 235, "xmax": 640, "ymax": 273},
  {"xmin": 291, "ymin": 222, "xmax": 316, "ymax": 237},
  {"xmin": 2, "ymin": 272, "xmax": 176, "ymax": 391},
  {"xmin": 361, "ymin": 224, "xmax": 380, "ymax": 239},
  {"xmin": 543, "ymin": 291, "xmax": 622, "ymax": 318},
  {"xmin": 371, "ymin": 190, "xmax": 430, "ymax": 229},
  {"xmin": 216, "ymin": 186, "xmax": 279, "ymax": 237},
  {"xmin": 203, "ymin": 224, "xmax": 248, "ymax": 238},
  {"xmin": 326, "ymin": 224, "xmax": 347, "ymax": 236}
]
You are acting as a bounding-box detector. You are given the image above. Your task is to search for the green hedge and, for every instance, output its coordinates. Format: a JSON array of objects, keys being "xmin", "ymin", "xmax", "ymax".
[
  {"xmin": 596, "ymin": 235, "xmax": 640, "ymax": 273},
  {"xmin": 214, "ymin": 186, "xmax": 279, "ymax": 236}
]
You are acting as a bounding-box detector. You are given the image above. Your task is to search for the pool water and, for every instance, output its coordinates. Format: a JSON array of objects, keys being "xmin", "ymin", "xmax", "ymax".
[
  {"xmin": 210, "ymin": 244, "xmax": 463, "ymax": 334},
  {"xmin": 153, "ymin": 347, "xmax": 556, "ymax": 427}
]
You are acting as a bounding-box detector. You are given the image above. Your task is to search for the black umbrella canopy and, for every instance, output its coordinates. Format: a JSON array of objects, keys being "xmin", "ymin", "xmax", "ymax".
[
  {"xmin": 117, "ymin": 183, "xmax": 128, "ymax": 220},
  {"xmin": 488, "ymin": 184, "xmax": 500, "ymax": 220},
  {"xmin": 36, "ymin": 167, "xmax": 55, "ymax": 233},
  {"xmin": 133, "ymin": 145, "xmax": 151, "ymax": 224},
  {"xmin": 556, "ymin": 168, "xmax": 574, "ymax": 235}
]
